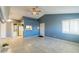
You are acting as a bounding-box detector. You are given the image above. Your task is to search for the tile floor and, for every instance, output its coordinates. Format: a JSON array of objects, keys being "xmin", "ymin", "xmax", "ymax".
[{"xmin": 0, "ymin": 37, "xmax": 79, "ymax": 53}]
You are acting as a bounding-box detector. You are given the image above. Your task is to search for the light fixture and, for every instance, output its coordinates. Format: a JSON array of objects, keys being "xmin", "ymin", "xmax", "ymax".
[
  {"xmin": 0, "ymin": 19, "xmax": 12, "ymax": 23},
  {"xmin": 6, "ymin": 19, "xmax": 12, "ymax": 22},
  {"xmin": 31, "ymin": 7, "xmax": 41, "ymax": 15},
  {"xmin": 32, "ymin": 11, "xmax": 37, "ymax": 15}
]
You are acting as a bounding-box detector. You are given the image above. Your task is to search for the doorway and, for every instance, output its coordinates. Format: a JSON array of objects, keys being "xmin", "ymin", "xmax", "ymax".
[
  {"xmin": 13, "ymin": 23, "xmax": 24, "ymax": 38},
  {"xmin": 40, "ymin": 23, "xmax": 45, "ymax": 36},
  {"xmin": 18, "ymin": 24, "xmax": 24, "ymax": 36}
]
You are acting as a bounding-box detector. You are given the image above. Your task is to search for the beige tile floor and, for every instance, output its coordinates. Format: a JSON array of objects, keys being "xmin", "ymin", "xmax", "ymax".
[{"xmin": 0, "ymin": 37, "xmax": 79, "ymax": 53}]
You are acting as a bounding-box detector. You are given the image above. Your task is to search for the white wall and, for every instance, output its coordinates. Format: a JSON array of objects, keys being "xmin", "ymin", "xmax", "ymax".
[
  {"xmin": 0, "ymin": 22, "xmax": 6, "ymax": 38},
  {"xmin": 6, "ymin": 22, "xmax": 13, "ymax": 37},
  {"xmin": 0, "ymin": 22, "xmax": 13, "ymax": 38}
]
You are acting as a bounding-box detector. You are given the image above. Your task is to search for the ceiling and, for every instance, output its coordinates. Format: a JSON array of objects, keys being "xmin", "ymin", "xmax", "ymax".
[
  {"xmin": 4, "ymin": 6, "xmax": 79, "ymax": 20},
  {"xmin": 9, "ymin": 6, "xmax": 45, "ymax": 20}
]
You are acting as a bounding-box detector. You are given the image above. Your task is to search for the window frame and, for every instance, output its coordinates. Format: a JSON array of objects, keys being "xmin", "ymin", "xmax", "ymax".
[
  {"xmin": 62, "ymin": 19, "xmax": 79, "ymax": 35},
  {"xmin": 26, "ymin": 25, "xmax": 32, "ymax": 30}
]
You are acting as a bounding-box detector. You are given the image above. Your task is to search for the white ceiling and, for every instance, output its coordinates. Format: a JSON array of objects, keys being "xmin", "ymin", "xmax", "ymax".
[
  {"xmin": 1, "ymin": 6, "xmax": 10, "ymax": 20},
  {"xmin": 41, "ymin": 6, "xmax": 79, "ymax": 14},
  {"xmin": 9, "ymin": 6, "xmax": 45, "ymax": 20},
  {"xmin": 8, "ymin": 6, "xmax": 79, "ymax": 20}
]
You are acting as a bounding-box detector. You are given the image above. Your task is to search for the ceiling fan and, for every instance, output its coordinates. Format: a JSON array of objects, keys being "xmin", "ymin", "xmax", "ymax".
[{"xmin": 30, "ymin": 6, "xmax": 42, "ymax": 16}]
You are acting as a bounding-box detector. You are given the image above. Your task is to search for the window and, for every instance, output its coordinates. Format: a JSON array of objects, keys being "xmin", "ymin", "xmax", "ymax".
[
  {"xmin": 62, "ymin": 19, "xmax": 79, "ymax": 35},
  {"xmin": 26, "ymin": 25, "xmax": 32, "ymax": 30},
  {"xmin": 62, "ymin": 20, "xmax": 70, "ymax": 33}
]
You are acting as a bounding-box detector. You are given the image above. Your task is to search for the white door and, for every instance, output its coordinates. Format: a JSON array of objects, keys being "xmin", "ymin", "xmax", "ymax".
[{"xmin": 40, "ymin": 23, "xmax": 45, "ymax": 36}]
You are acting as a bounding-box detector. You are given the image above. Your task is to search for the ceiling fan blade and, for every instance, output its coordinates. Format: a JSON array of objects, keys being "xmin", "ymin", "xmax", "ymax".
[
  {"xmin": 37, "ymin": 10, "xmax": 41, "ymax": 12},
  {"xmin": 27, "ymin": 6, "xmax": 42, "ymax": 16}
]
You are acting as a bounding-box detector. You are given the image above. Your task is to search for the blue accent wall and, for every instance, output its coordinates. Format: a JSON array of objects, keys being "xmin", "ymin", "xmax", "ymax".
[
  {"xmin": 23, "ymin": 17, "xmax": 39, "ymax": 37},
  {"xmin": 39, "ymin": 13, "xmax": 79, "ymax": 43}
]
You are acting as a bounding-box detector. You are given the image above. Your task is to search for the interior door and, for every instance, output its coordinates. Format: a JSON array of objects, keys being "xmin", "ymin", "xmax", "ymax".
[
  {"xmin": 40, "ymin": 23, "xmax": 45, "ymax": 36},
  {"xmin": 19, "ymin": 25, "xmax": 23, "ymax": 36}
]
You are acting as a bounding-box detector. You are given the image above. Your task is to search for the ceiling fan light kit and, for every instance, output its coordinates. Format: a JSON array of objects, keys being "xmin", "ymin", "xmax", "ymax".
[{"xmin": 31, "ymin": 7, "xmax": 42, "ymax": 16}]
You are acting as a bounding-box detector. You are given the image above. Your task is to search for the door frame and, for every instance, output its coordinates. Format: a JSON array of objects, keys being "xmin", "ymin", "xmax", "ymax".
[{"xmin": 40, "ymin": 23, "xmax": 45, "ymax": 36}]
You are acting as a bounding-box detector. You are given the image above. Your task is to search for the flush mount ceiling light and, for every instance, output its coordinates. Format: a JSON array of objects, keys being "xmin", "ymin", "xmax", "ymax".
[
  {"xmin": 7, "ymin": 19, "xmax": 13, "ymax": 22},
  {"xmin": 2, "ymin": 19, "xmax": 13, "ymax": 23},
  {"xmin": 1, "ymin": 19, "xmax": 12, "ymax": 23},
  {"xmin": 31, "ymin": 7, "xmax": 42, "ymax": 16}
]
